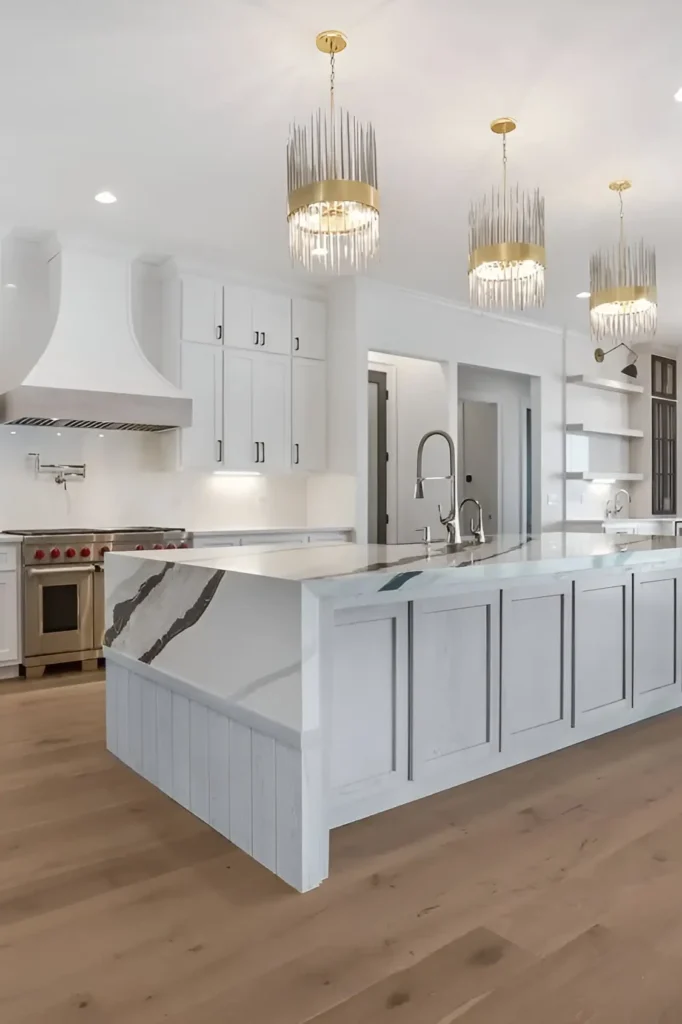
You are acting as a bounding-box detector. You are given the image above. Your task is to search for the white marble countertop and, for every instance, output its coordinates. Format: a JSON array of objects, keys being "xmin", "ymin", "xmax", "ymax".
[
  {"xmin": 0, "ymin": 533, "xmax": 24, "ymax": 543},
  {"xmin": 108, "ymin": 532, "xmax": 682, "ymax": 600}
]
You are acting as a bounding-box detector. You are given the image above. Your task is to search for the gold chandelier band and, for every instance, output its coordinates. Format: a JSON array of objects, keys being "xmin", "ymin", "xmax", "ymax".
[
  {"xmin": 590, "ymin": 285, "xmax": 657, "ymax": 310},
  {"xmin": 468, "ymin": 242, "xmax": 546, "ymax": 272},
  {"xmin": 287, "ymin": 180, "xmax": 380, "ymax": 217}
]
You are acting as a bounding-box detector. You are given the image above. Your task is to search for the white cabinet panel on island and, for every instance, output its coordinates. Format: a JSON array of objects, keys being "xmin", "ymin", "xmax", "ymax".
[
  {"xmin": 501, "ymin": 580, "xmax": 572, "ymax": 758},
  {"xmin": 573, "ymin": 572, "xmax": 631, "ymax": 736},
  {"xmin": 292, "ymin": 297, "xmax": 326, "ymax": 360},
  {"xmin": 633, "ymin": 569, "xmax": 682, "ymax": 714},
  {"xmin": 411, "ymin": 590, "xmax": 500, "ymax": 781},
  {"xmin": 329, "ymin": 604, "xmax": 408, "ymax": 818}
]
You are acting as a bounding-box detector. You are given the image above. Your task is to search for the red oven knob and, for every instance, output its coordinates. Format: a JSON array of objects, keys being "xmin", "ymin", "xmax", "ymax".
[
  {"xmin": 179, "ymin": 542, "xmax": 189, "ymax": 549},
  {"xmin": 50, "ymin": 547, "xmax": 60, "ymax": 559},
  {"xmin": 166, "ymin": 542, "xmax": 176, "ymax": 549},
  {"xmin": 65, "ymin": 547, "xmax": 76, "ymax": 558},
  {"xmin": 135, "ymin": 544, "xmax": 145, "ymax": 550},
  {"xmin": 100, "ymin": 545, "xmax": 110, "ymax": 556},
  {"xmin": 152, "ymin": 543, "xmax": 163, "ymax": 550},
  {"xmin": 80, "ymin": 547, "xmax": 91, "ymax": 558},
  {"xmin": 34, "ymin": 549, "xmax": 45, "ymax": 560}
]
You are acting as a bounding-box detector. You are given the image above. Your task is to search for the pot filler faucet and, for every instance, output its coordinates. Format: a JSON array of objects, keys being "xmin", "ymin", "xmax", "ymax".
[{"xmin": 414, "ymin": 429, "xmax": 463, "ymax": 545}]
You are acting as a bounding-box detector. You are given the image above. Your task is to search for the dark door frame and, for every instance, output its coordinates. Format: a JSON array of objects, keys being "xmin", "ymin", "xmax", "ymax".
[{"xmin": 368, "ymin": 370, "xmax": 388, "ymax": 544}]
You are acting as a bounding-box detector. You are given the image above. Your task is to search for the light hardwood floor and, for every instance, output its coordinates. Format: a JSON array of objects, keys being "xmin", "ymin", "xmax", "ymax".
[{"xmin": 3, "ymin": 672, "xmax": 682, "ymax": 1021}]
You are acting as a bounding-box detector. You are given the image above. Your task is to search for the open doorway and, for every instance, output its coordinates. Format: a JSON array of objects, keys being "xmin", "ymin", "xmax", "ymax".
[
  {"xmin": 458, "ymin": 400, "xmax": 499, "ymax": 535},
  {"xmin": 458, "ymin": 365, "xmax": 534, "ymax": 536}
]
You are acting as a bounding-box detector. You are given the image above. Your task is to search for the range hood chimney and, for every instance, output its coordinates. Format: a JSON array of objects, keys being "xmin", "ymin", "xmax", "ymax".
[{"xmin": 0, "ymin": 248, "xmax": 192, "ymax": 431}]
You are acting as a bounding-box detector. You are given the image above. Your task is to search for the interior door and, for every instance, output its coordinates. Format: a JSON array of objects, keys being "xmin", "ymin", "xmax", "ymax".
[
  {"xmin": 223, "ymin": 350, "xmax": 257, "ymax": 470},
  {"xmin": 292, "ymin": 357, "xmax": 326, "ymax": 471},
  {"xmin": 367, "ymin": 370, "xmax": 387, "ymax": 544},
  {"xmin": 459, "ymin": 400, "xmax": 499, "ymax": 535},
  {"xmin": 252, "ymin": 353, "xmax": 291, "ymax": 471},
  {"xmin": 180, "ymin": 341, "xmax": 223, "ymax": 470}
]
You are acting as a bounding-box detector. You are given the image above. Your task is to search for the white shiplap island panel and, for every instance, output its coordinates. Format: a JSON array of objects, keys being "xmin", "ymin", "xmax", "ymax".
[{"xmin": 104, "ymin": 534, "xmax": 682, "ymax": 892}]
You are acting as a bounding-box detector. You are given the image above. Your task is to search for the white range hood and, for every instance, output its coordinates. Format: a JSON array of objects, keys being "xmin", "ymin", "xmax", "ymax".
[{"xmin": 0, "ymin": 248, "xmax": 191, "ymax": 431}]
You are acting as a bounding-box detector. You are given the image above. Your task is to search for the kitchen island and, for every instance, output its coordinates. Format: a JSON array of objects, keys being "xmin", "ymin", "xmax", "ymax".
[{"xmin": 104, "ymin": 534, "xmax": 682, "ymax": 891}]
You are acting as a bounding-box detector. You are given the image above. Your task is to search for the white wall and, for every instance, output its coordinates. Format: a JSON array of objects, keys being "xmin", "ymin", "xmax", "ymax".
[
  {"xmin": 457, "ymin": 365, "xmax": 531, "ymax": 535},
  {"xmin": 0, "ymin": 425, "xmax": 309, "ymax": 530},
  {"xmin": 368, "ymin": 352, "xmax": 450, "ymax": 543}
]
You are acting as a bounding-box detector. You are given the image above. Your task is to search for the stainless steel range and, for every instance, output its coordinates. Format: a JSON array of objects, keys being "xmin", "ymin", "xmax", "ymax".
[{"xmin": 5, "ymin": 527, "xmax": 190, "ymax": 678}]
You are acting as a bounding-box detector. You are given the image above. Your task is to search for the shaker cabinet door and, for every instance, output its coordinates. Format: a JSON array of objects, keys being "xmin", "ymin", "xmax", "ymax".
[
  {"xmin": 180, "ymin": 275, "xmax": 223, "ymax": 345},
  {"xmin": 292, "ymin": 297, "xmax": 326, "ymax": 360},
  {"xmin": 292, "ymin": 357, "xmax": 326, "ymax": 471},
  {"xmin": 179, "ymin": 342, "xmax": 223, "ymax": 470},
  {"xmin": 252, "ymin": 353, "xmax": 291, "ymax": 472}
]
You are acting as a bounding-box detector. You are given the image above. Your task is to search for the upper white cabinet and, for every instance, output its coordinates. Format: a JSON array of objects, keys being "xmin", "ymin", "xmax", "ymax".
[
  {"xmin": 292, "ymin": 297, "xmax": 326, "ymax": 360},
  {"xmin": 223, "ymin": 350, "xmax": 291, "ymax": 472},
  {"xmin": 180, "ymin": 342, "xmax": 224, "ymax": 470},
  {"xmin": 222, "ymin": 285, "xmax": 253, "ymax": 350},
  {"xmin": 172, "ymin": 271, "xmax": 325, "ymax": 474},
  {"xmin": 292, "ymin": 358, "xmax": 326, "ymax": 472},
  {"xmin": 180, "ymin": 275, "xmax": 223, "ymax": 345},
  {"xmin": 251, "ymin": 352, "xmax": 291, "ymax": 470},
  {"xmin": 250, "ymin": 290, "xmax": 291, "ymax": 355}
]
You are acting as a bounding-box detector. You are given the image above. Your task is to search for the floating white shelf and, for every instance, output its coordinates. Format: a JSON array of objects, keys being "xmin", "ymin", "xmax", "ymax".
[
  {"xmin": 566, "ymin": 375, "xmax": 644, "ymax": 396},
  {"xmin": 566, "ymin": 423, "xmax": 644, "ymax": 439},
  {"xmin": 565, "ymin": 471, "xmax": 645, "ymax": 482}
]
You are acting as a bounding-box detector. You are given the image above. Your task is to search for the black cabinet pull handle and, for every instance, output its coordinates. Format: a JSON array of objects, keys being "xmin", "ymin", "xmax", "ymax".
[
  {"xmin": 260, "ymin": 332, "xmax": 266, "ymax": 346},
  {"xmin": 261, "ymin": 442, "xmax": 265, "ymax": 462},
  {"xmin": 294, "ymin": 443, "xmax": 299, "ymax": 465},
  {"xmin": 216, "ymin": 439, "xmax": 223, "ymax": 462},
  {"xmin": 294, "ymin": 337, "xmax": 300, "ymax": 352},
  {"xmin": 254, "ymin": 441, "xmax": 260, "ymax": 463},
  {"xmin": 216, "ymin": 325, "xmax": 223, "ymax": 341},
  {"xmin": 254, "ymin": 331, "xmax": 259, "ymax": 346}
]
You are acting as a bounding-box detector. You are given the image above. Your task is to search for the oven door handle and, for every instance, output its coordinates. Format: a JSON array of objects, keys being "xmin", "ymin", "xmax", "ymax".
[{"xmin": 27, "ymin": 566, "xmax": 96, "ymax": 576}]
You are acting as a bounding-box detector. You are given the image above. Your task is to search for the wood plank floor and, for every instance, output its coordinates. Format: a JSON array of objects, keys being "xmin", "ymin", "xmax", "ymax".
[{"xmin": 3, "ymin": 675, "xmax": 682, "ymax": 1022}]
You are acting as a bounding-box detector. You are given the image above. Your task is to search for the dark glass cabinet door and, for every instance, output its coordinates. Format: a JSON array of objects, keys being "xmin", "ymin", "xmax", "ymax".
[
  {"xmin": 652, "ymin": 355, "xmax": 677, "ymax": 400},
  {"xmin": 652, "ymin": 397, "xmax": 677, "ymax": 515}
]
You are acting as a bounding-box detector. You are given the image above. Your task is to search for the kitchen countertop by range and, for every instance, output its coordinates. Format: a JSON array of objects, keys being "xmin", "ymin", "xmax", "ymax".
[{"xmin": 0, "ymin": 534, "xmax": 25, "ymax": 543}]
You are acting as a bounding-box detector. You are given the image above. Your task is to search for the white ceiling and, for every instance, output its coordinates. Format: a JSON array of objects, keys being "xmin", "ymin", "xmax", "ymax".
[{"xmin": 2, "ymin": 0, "xmax": 682, "ymax": 336}]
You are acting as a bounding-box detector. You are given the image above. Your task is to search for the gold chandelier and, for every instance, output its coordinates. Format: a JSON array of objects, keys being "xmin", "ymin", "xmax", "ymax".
[
  {"xmin": 589, "ymin": 180, "xmax": 657, "ymax": 342},
  {"xmin": 286, "ymin": 31, "xmax": 379, "ymax": 274},
  {"xmin": 468, "ymin": 117, "xmax": 545, "ymax": 310}
]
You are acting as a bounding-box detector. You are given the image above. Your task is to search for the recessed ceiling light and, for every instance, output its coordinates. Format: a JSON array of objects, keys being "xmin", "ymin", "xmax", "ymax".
[
  {"xmin": 56, "ymin": 431, "xmax": 61, "ymax": 437},
  {"xmin": 4, "ymin": 282, "xmax": 16, "ymax": 289},
  {"xmin": 576, "ymin": 291, "xmax": 590, "ymax": 298},
  {"xmin": 98, "ymin": 433, "xmax": 104, "ymax": 438},
  {"xmin": 10, "ymin": 430, "xmax": 16, "ymax": 435},
  {"xmin": 94, "ymin": 191, "xmax": 117, "ymax": 204},
  {"xmin": 674, "ymin": 87, "xmax": 682, "ymax": 102}
]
